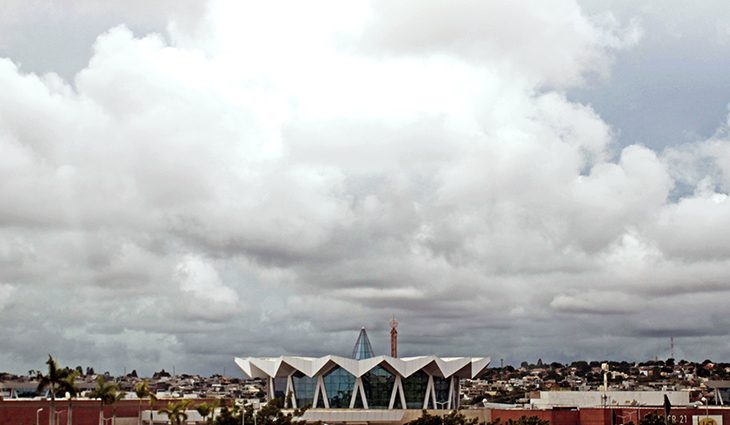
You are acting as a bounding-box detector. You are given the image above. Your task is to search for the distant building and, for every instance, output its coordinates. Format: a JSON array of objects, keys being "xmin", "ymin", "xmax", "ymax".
[
  {"xmin": 234, "ymin": 326, "xmax": 491, "ymax": 411},
  {"xmin": 530, "ymin": 390, "xmax": 690, "ymax": 408}
]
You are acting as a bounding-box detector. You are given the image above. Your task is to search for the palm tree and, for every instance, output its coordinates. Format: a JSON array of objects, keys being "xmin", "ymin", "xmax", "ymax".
[
  {"xmin": 195, "ymin": 402, "xmax": 214, "ymax": 424},
  {"xmin": 158, "ymin": 399, "xmax": 191, "ymax": 425},
  {"xmin": 36, "ymin": 355, "xmax": 68, "ymax": 425},
  {"xmin": 134, "ymin": 380, "xmax": 152, "ymax": 425},
  {"xmin": 61, "ymin": 371, "xmax": 80, "ymax": 425},
  {"xmin": 110, "ymin": 391, "xmax": 126, "ymax": 425},
  {"xmin": 147, "ymin": 393, "xmax": 158, "ymax": 425},
  {"xmin": 208, "ymin": 399, "xmax": 220, "ymax": 423},
  {"xmin": 89, "ymin": 376, "xmax": 118, "ymax": 425},
  {"xmin": 195, "ymin": 402, "xmax": 210, "ymax": 423}
]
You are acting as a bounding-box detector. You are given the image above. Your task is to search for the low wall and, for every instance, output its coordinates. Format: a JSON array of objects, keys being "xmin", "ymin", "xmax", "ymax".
[{"xmin": 0, "ymin": 398, "xmax": 222, "ymax": 425}]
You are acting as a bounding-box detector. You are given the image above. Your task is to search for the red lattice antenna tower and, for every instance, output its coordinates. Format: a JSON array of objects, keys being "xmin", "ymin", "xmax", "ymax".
[{"xmin": 389, "ymin": 316, "xmax": 399, "ymax": 358}]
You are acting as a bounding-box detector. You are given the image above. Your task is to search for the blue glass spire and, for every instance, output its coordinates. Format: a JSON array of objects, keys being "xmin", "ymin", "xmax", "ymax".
[{"xmin": 352, "ymin": 326, "xmax": 375, "ymax": 359}]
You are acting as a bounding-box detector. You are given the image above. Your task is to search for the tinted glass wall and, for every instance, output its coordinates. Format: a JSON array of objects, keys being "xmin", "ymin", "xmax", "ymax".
[
  {"xmin": 402, "ymin": 370, "xmax": 429, "ymax": 409},
  {"xmin": 433, "ymin": 377, "xmax": 450, "ymax": 408},
  {"xmin": 362, "ymin": 365, "xmax": 395, "ymax": 409},
  {"xmin": 292, "ymin": 372, "xmax": 316, "ymax": 408},
  {"xmin": 323, "ymin": 367, "xmax": 355, "ymax": 408},
  {"xmin": 274, "ymin": 377, "xmax": 288, "ymax": 400}
]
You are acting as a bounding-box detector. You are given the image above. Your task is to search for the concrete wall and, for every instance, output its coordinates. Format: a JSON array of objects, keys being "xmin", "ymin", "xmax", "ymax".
[
  {"xmin": 0, "ymin": 399, "xmax": 222, "ymax": 425},
  {"xmin": 531, "ymin": 391, "xmax": 690, "ymax": 408}
]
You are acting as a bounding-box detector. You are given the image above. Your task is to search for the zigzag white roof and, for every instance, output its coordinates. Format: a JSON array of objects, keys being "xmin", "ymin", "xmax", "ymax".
[{"xmin": 234, "ymin": 355, "xmax": 490, "ymax": 379}]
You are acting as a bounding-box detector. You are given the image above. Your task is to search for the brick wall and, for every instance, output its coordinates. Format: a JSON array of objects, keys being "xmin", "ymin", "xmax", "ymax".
[{"xmin": 0, "ymin": 399, "xmax": 222, "ymax": 425}]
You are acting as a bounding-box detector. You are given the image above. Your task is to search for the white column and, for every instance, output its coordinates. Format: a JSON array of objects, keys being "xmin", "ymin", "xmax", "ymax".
[
  {"xmin": 399, "ymin": 377, "xmax": 407, "ymax": 409},
  {"xmin": 388, "ymin": 375, "xmax": 407, "ymax": 409},
  {"xmin": 423, "ymin": 375, "xmax": 434, "ymax": 409},
  {"xmin": 350, "ymin": 377, "xmax": 368, "ymax": 408},
  {"xmin": 312, "ymin": 377, "xmax": 320, "ymax": 408},
  {"xmin": 430, "ymin": 381, "xmax": 437, "ymax": 409},
  {"xmin": 389, "ymin": 376, "xmax": 400, "ymax": 409},
  {"xmin": 359, "ymin": 378, "xmax": 369, "ymax": 409},
  {"xmin": 318, "ymin": 375, "xmax": 329, "ymax": 408},
  {"xmin": 286, "ymin": 374, "xmax": 297, "ymax": 409},
  {"xmin": 268, "ymin": 377, "xmax": 275, "ymax": 401}
]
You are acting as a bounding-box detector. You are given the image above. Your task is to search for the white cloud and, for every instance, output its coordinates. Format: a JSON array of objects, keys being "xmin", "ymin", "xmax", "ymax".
[
  {"xmin": 176, "ymin": 255, "xmax": 239, "ymax": 321},
  {"xmin": 1, "ymin": 0, "xmax": 730, "ymax": 374}
]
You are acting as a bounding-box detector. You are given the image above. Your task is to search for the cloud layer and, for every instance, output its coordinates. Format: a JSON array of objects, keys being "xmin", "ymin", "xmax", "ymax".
[{"xmin": 1, "ymin": 0, "xmax": 729, "ymax": 375}]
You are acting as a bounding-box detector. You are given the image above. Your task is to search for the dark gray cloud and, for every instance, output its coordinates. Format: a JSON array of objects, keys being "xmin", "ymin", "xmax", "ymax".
[{"xmin": 1, "ymin": 0, "xmax": 730, "ymax": 377}]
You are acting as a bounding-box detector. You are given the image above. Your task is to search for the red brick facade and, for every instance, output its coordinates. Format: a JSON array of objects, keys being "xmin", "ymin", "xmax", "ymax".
[
  {"xmin": 0, "ymin": 399, "xmax": 219, "ymax": 425},
  {"xmin": 2, "ymin": 401, "xmax": 730, "ymax": 425}
]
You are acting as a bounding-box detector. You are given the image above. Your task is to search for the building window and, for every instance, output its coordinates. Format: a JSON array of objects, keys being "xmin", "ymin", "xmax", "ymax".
[
  {"xmin": 323, "ymin": 367, "xmax": 355, "ymax": 408},
  {"xmin": 433, "ymin": 377, "xmax": 450, "ymax": 408},
  {"xmin": 362, "ymin": 365, "xmax": 395, "ymax": 409},
  {"xmin": 402, "ymin": 370, "xmax": 429, "ymax": 409},
  {"xmin": 292, "ymin": 373, "xmax": 316, "ymax": 408},
  {"xmin": 273, "ymin": 377, "xmax": 288, "ymax": 402}
]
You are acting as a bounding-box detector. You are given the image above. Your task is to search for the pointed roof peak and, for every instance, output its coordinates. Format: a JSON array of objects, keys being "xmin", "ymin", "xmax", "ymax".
[{"xmin": 352, "ymin": 327, "xmax": 375, "ymax": 360}]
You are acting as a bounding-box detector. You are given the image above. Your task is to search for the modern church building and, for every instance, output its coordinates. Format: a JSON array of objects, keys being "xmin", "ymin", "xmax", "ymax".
[{"xmin": 234, "ymin": 321, "xmax": 490, "ymax": 415}]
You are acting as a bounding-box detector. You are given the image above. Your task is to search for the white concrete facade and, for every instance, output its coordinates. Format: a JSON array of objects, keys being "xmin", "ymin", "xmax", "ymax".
[
  {"xmin": 530, "ymin": 391, "xmax": 690, "ymax": 408},
  {"xmin": 235, "ymin": 355, "xmax": 490, "ymax": 410}
]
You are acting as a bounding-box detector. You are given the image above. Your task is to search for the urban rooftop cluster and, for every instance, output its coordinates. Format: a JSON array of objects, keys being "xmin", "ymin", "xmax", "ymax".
[{"xmin": 462, "ymin": 358, "xmax": 730, "ymax": 406}]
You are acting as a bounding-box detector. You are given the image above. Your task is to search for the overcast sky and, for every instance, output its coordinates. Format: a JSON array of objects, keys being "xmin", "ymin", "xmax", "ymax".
[{"xmin": 2, "ymin": 0, "xmax": 730, "ymax": 377}]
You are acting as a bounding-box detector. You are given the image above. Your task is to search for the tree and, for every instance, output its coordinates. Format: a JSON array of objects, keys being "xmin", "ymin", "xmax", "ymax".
[
  {"xmin": 196, "ymin": 402, "xmax": 214, "ymax": 424},
  {"xmin": 404, "ymin": 410, "xmax": 479, "ymax": 425},
  {"xmin": 147, "ymin": 393, "xmax": 159, "ymax": 425},
  {"xmin": 505, "ymin": 417, "xmax": 551, "ymax": 425},
  {"xmin": 213, "ymin": 406, "xmax": 240, "ymax": 425},
  {"xmin": 111, "ymin": 391, "xmax": 127, "ymax": 425},
  {"xmin": 207, "ymin": 399, "xmax": 221, "ymax": 423},
  {"xmin": 62, "ymin": 371, "xmax": 80, "ymax": 425},
  {"xmin": 158, "ymin": 399, "xmax": 192, "ymax": 425},
  {"xmin": 639, "ymin": 413, "xmax": 672, "ymax": 425},
  {"xmin": 89, "ymin": 376, "xmax": 119, "ymax": 425},
  {"xmin": 36, "ymin": 355, "xmax": 74, "ymax": 425},
  {"xmin": 134, "ymin": 380, "xmax": 153, "ymax": 425},
  {"xmin": 256, "ymin": 399, "xmax": 292, "ymax": 425}
]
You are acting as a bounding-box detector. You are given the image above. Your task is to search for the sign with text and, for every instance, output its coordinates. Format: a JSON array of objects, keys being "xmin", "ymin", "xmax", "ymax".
[{"xmin": 693, "ymin": 415, "xmax": 723, "ymax": 425}]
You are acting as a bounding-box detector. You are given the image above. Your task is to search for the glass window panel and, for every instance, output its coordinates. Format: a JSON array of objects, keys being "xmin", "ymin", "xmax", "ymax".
[
  {"xmin": 323, "ymin": 367, "xmax": 356, "ymax": 408},
  {"xmin": 292, "ymin": 372, "xmax": 317, "ymax": 408},
  {"xmin": 353, "ymin": 390, "xmax": 365, "ymax": 408},
  {"xmin": 273, "ymin": 377, "xmax": 288, "ymax": 403},
  {"xmin": 402, "ymin": 370, "xmax": 429, "ymax": 409},
  {"xmin": 393, "ymin": 393, "xmax": 403, "ymax": 409},
  {"xmin": 434, "ymin": 377, "xmax": 450, "ymax": 408},
  {"xmin": 362, "ymin": 365, "xmax": 395, "ymax": 409}
]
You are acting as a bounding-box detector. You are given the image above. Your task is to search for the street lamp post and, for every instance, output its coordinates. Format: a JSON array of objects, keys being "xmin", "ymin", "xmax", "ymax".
[{"xmin": 36, "ymin": 408, "xmax": 43, "ymax": 425}]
